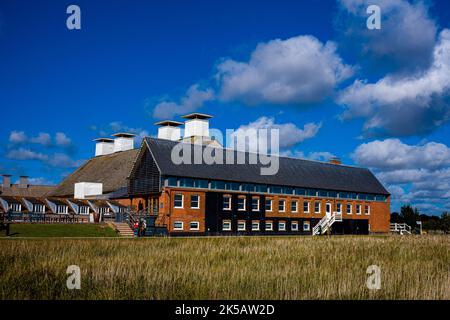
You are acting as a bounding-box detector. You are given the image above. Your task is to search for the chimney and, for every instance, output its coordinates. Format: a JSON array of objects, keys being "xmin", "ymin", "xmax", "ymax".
[
  {"xmin": 155, "ymin": 120, "xmax": 183, "ymax": 141},
  {"xmin": 329, "ymin": 157, "xmax": 342, "ymax": 165},
  {"xmin": 94, "ymin": 138, "xmax": 114, "ymax": 156},
  {"xmin": 112, "ymin": 133, "xmax": 136, "ymax": 153},
  {"xmin": 2, "ymin": 174, "xmax": 11, "ymax": 188},
  {"xmin": 19, "ymin": 176, "xmax": 29, "ymax": 188},
  {"xmin": 182, "ymin": 113, "xmax": 212, "ymax": 139}
]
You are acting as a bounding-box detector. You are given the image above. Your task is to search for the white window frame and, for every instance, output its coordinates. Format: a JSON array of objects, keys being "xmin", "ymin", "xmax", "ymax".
[
  {"xmin": 251, "ymin": 198, "xmax": 260, "ymax": 211},
  {"xmin": 291, "ymin": 200, "xmax": 298, "ymax": 213},
  {"xmin": 33, "ymin": 204, "xmax": 45, "ymax": 213},
  {"xmin": 303, "ymin": 201, "xmax": 310, "ymax": 214},
  {"xmin": 251, "ymin": 221, "xmax": 260, "ymax": 231},
  {"xmin": 291, "ymin": 221, "xmax": 299, "ymax": 231},
  {"xmin": 278, "ymin": 200, "xmax": 286, "ymax": 212},
  {"xmin": 79, "ymin": 206, "xmax": 89, "ymax": 214},
  {"xmin": 365, "ymin": 205, "xmax": 371, "ymax": 215},
  {"xmin": 356, "ymin": 204, "xmax": 362, "ymax": 215},
  {"xmin": 99, "ymin": 207, "xmax": 110, "ymax": 214},
  {"xmin": 190, "ymin": 195, "xmax": 200, "ymax": 209},
  {"xmin": 56, "ymin": 205, "xmax": 68, "ymax": 214},
  {"xmin": 315, "ymin": 202, "xmax": 321, "ymax": 214},
  {"xmin": 303, "ymin": 221, "xmax": 310, "ymax": 231},
  {"xmin": 237, "ymin": 221, "xmax": 246, "ymax": 231},
  {"xmin": 278, "ymin": 221, "xmax": 286, "ymax": 231},
  {"xmin": 223, "ymin": 196, "xmax": 232, "ymax": 211},
  {"xmin": 173, "ymin": 221, "xmax": 184, "ymax": 231},
  {"xmin": 265, "ymin": 199, "xmax": 273, "ymax": 212},
  {"xmin": 189, "ymin": 221, "xmax": 200, "ymax": 231},
  {"xmin": 222, "ymin": 220, "xmax": 232, "ymax": 231},
  {"xmin": 174, "ymin": 194, "xmax": 184, "ymax": 209},
  {"xmin": 336, "ymin": 203, "xmax": 342, "ymax": 214},
  {"xmin": 8, "ymin": 203, "xmax": 21, "ymax": 212},
  {"xmin": 326, "ymin": 203, "xmax": 332, "ymax": 214},
  {"xmin": 347, "ymin": 204, "xmax": 352, "ymax": 215},
  {"xmin": 265, "ymin": 221, "xmax": 273, "ymax": 231},
  {"xmin": 237, "ymin": 197, "xmax": 246, "ymax": 211}
]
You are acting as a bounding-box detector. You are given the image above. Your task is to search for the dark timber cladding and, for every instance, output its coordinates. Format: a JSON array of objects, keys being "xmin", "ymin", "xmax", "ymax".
[
  {"xmin": 137, "ymin": 138, "xmax": 389, "ymax": 195},
  {"xmin": 128, "ymin": 143, "xmax": 161, "ymax": 195}
]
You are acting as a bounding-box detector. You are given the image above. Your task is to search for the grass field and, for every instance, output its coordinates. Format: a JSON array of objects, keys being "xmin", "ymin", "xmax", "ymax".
[
  {"xmin": 0, "ymin": 223, "xmax": 117, "ymax": 237},
  {"xmin": 0, "ymin": 235, "xmax": 449, "ymax": 300}
]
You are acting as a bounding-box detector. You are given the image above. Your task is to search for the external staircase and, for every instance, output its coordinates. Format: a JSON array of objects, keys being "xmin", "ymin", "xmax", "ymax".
[
  {"xmin": 390, "ymin": 223, "xmax": 412, "ymax": 235},
  {"xmin": 312, "ymin": 212, "xmax": 343, "ymax": 235},
  {"xmin": 112, "ymin": 222, "xmax": 135, "ymax": 237}
]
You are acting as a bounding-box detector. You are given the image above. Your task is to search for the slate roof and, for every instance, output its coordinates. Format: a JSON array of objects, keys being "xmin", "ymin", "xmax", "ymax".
[
  {"xmin": 49, "ymin": 149, "xmax": 139, "ymax": 197},
  {"xmin": 144, "ymin": 138, "xmax": 390, "ymax": 195}
]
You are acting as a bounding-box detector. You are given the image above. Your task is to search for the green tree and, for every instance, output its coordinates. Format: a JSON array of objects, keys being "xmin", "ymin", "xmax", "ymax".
[
  {"xmin": 440, "ymin": 212, "xmax": 450, "ymax": 234},
  {"xmin": 400, "ymin": 205, "xmax": 420, "ymax": 229}
]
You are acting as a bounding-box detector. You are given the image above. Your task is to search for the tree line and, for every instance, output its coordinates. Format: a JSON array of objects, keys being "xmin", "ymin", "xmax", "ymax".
[{"xmin": 391, "ymin": 205, "xmax": 450, "ymax": 234}]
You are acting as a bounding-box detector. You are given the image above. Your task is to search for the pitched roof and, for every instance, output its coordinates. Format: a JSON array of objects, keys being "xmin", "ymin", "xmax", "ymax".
[
  {"xmin": 144, "ymin": 137, "xmax": 390, "ymax": 195},
  {"xmin": 0, "ymin": 185, "xmax": 55, "ymax": 197},
  {"xmin": 49, "ymin": 149, "xmax": 139, "ymax": 197}
]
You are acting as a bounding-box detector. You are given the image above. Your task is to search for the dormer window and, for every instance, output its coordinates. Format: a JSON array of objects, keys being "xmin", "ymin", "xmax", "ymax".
[
  {"xmin": 33, "ymin": 204, "xmax": 45, "ymax": 213},
  {"xmin": 99, "ymin": 207, "xmax": 111, "ymax": 215},
  {"xmin": 79, "ymin": 206, "xmax": 89, "ymax": 214},
  {"xmin": 56, "ymin": 205, "xmax": 68, "ymax": 214},
  {"xmin": 8, "ymin": 203, "xmax": 21, "ymax": 212}
]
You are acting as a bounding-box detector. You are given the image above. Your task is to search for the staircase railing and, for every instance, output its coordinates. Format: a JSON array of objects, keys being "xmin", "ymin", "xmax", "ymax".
[
  {"xmin": 390, "ymin": 223, "xmax": 412, "ymax": 235},
  {"xmin": 313, "ymin": 212, "xmax": 342, "ymax": 235}
]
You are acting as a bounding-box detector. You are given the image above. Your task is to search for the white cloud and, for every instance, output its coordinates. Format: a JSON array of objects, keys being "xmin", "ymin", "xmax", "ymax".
[
  {"xmin": 338, "ymin": 0, "xmax": 437, "ymax": 72},
  {"xmin": 282, "ymin": 150, "xmax": 336, "ymax": 162},
  {"xmin": 30, "ymin": 132, "xmax": 52, "ymax": 146},
  {"xmin": 46, "ymin": 154, "xmax": 83, "ymax": 168},
  {"xmin": 153, "ymin": 84, "xmax": 214, "ymax": 119},
  {"xmin": 230, "ymin": 117, "xmax": 322, "ymax": 152},
  {"xmin": 6, "ymin": 148, "xmax": 48, "ymax": 161},
  {"xmin": 28, "ymin": 177, "xmax": 55, "ymax": 186},
  {"xmin": 353, "ymin": 138, "xmax": 450, "ymax": 214},
  {"xmin": 9, "ymin": 131, "xmax": 27, "ymax": 144},
  {"xmin": 55, "ymin": 132, "xmax": 71, "ymax": 146},
  {"xmin": 216, "ymin": 35, "xmax": 353, "ymax": 105},
  {"xmin": 337, "ymin": 29, "xmax": 450, "ymax": 136}
]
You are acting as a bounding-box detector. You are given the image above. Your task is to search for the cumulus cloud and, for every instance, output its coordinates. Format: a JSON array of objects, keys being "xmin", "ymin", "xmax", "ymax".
[
  {"xmin": 8, "ymin": 130, "xmax": 73, "ymax": 147},
  {"xmin": 30, "ymin": 133, "xmax": 51, "ymax": 146},
  {"xmin": 6, "ymin": 148, "xmax": 48, "ymax": 161},
  {"xmin": 352, "ymin": 139, "xmax": 450, "ymax": 214},
  {"xmin": 338, "ymin": 0, "xmax": 437, "ymax": 72},
  {"xmin": 337, "ymin": 29, "xmax": 450, "ymax": 136},
  {"xmin": 230, "ymin": 117, "xmax": 322, "ymax": 152},
  {"xmin": 153, "ymin": 84, "xmax": 214, "ymax": 119},
  {"xmin": 55, "ymin": 132, "xmax": 72, "ymax": 146},
  {"xmin": 9, "ymin": 131, "xmax": 27, "ymax": 144},
  {"xmin": 282, "ymin": 150, "xmax": 336, "ymax": 162},
  {"xmin": 216, "ymin": 35, "xmax": 353, "ymax": 105}
]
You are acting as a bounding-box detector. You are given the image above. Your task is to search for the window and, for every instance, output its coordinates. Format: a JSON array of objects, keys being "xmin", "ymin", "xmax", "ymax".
[
  {"xmin": 167, "ymin": 177, "xmax": 177, "ymax": 186},
  {"xmin": 8, "ymin": 203, "xmax": 21, "ymax": 212},
  {"xmin": 291, "ymin": 221, "xmax": 299, "ymax": 231},
  {"xmin": 295, "ymin": 188, "xmax": 306, "ymax": 196},
  {"xmin": 190, "ymin": 195, "xmax": 200, "ymax": 209},
  {"xmin": 303, "ymin": 201, "xmax": 310, "ymax": 213},
  {"xmin": 222, "ymin": 220, "xmax": 231, "ymax": 231},
  {"xmin": 173, "ymin": 221, "xmax": 184, "ymax": 230},
  {"xmin": 278, "ymin": 200, "xmax": 286, "ymax": 212},
  {"xmin": 251, "ymin": 221, "xmax": 260, "ymax": 231},
  {"xmin": 237, "ymin": 197, "xmax": 246, "ymax": 211},
  {"xmin": 265, "ymin": 199, "xmax": 273, "ymax": 212},
  {"xmin": 365, "ymin": 205, "xmax": 370, "ymax": 215},
  {"xmin": 56, "ymin": 205, "xmax": 68, "ymax": 214},
  {"xmin": 99, "ymin": 207, "xmax": 110, "ymax": 214},
  {"xmin": 251, "ymin": 197, "xmax": 260, "ymax": 211},
  {"xmin": 237, "ymin": 220, "xmax": 246, "ymax": 231},
  {"xmin": 314, "ymin": 202, "xmax": 321, "ymax": 214},
  {"xmin": 326, "ymin": 203, "xmax": 332, "ymax": 214},
  {"xmin": 179, "ymin": 178, "xmax": 194, "ymax": 188},
  {"xmin": 195, "ymin": 179, "xmax": 208, "ymax": 189},
  {"xmin": 291, "ymin": 201, "xmax": 298, "ymax": 213},
  {"xmin": 347, "ymin": 204, "xmax": 352, "ymax": 215},
  {"xmin": 225, "ymin": 182, "xmax": 240, "ymax": 191},
  {"xmin": 336, "ymin": 203, "xmax": 342, "ymax": 214},
  {"xmin": 174, "ymin": 194, "xmax": 184, "ymax": 208},
  {"xmin": 256, "ymin": 185, "xmax": 268, "ymax": 193},
  {"xmin": 303, "ymin": 221, "xmax": 310, "ymax": 231},
  {"xmin": 265, "ymin": 221, "xmax": 273, "ymax": 231},
  {"xmin": 278, "ymin": 221, "xmax": 286, "ymax": 231},
  {"xmin": 242, "ymin": 184, "xmax": 255, "ymax": 192},
  {"xmin": 33, "ymin": 204, "xmax": 45, "ymax": 213},
  {"xmin": 211, "ymin": 180, "xmax": 225, "ymax": 190},
  {"xmin": 79, "ymin": 206, "xmax": 89, "ymax": 214},
  {"xmin": 223, "ymin": 196, "xmax": 231, "ymax": 210},
  {"xmin": 356, "ymin": 204, "xmax": 362, "ymax": 215},
  {"xmin": 189, "ymin": 221, "xmax": 200, "ymax": 231}
]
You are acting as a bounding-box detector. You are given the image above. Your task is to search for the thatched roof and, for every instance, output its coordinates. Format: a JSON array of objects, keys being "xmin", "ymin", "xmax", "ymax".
[
  {"xmin": 0, "ymin": 185, "xmax": 55, "ymax": 197},
  {"xmin": 49, "ymin": 149, "xmax": 139, "ymax": 197}
]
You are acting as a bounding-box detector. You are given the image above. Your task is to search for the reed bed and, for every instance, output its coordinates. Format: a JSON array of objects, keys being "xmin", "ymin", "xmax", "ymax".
[{"xmin": 0, "ymin": 235, "xmax": 449, "ymax": 300}]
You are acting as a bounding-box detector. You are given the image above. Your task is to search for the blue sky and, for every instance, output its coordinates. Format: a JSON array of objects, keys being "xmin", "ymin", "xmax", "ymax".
[{"xmin": 1, "ymin": 0, "xmax": 450, "ymax": 215}]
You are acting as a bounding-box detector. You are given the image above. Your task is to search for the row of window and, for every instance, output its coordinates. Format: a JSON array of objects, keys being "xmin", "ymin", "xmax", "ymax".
[
  {"xmin": 221, "ymin": 196, "xmax": 371, "ymax": 215},
  {"xmin": 222, "ymin": 220, "xmax": 310, "ymax": 232},
  {"xmin": 7, "ymin": 202, "xmax": 93, "ymax": 215},
  {"xmin": 165, "ymin": 176, "xmax": 388, "ymax": 202},
  {"xmin": 174, "ymin": 194, "xmax": 200, "ymax": 209},
  {"xmin": 172, "ymin": 220, "xmax": 312, "ymax": 232}
]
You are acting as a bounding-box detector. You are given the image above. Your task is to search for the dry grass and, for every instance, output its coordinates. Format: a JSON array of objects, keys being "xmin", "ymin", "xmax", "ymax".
[{"xmin": 0, "ymin": 235, "xmax": 449, "ymax": 300}]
